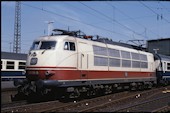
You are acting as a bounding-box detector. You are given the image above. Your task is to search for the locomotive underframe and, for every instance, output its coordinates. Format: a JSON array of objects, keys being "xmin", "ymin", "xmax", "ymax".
[{"xmin": 12, "ymin": 77, "xmax": 157, "ymax": 101}]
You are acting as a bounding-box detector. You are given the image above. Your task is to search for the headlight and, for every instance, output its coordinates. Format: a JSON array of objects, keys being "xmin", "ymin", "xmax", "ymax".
[{"xmin": 30, "ymin": 58, "xmax": 38, "ymax": 65}]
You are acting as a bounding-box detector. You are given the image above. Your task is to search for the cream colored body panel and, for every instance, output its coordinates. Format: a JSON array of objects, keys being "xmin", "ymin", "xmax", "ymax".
[{"xmin": 26, "ymin": 35, "xmax": 154, "ymax": 73}]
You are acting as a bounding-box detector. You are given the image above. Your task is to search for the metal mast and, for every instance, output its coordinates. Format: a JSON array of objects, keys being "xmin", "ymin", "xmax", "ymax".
[
  {"xmin": 45, "ymin": 21, "xmax": 54, "ymax": 36},
  {"xmin": 13, "ymin": 1, "xmax": 21, "ymax": 53}
]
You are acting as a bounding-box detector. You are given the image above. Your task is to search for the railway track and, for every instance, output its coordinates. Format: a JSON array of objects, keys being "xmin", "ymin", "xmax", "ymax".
[
  {"xmin": 1, "ymin": 88, "xmax": 18, "ymax": 104},
  {"xmin": 77, "ymin": 86, "xmax": 170, "ymax": 112},
  {"xmin": 2, "ymin": 86, "xmax": 169, "ymax": 112},
  {"xmin": 1, "ymin": 91, "xmax": 132, "ymax": 112},
  {"xmin": 2, "ymin": 100, "xmax": 27, "ymax": 109},
  {"xmin": 153, "ymin": 105, "xmax": 170, "ymax": 112},
  {"xmin": 116, "ymin": 94, "xmax": 170, "ymax": 112},
  {"xmin": 42, "ymin": 91, "xmax": 131, "ymax": 112},
  {"xmin": 1, "ymin": 100, "xmax": 70, "ymax": 113}
]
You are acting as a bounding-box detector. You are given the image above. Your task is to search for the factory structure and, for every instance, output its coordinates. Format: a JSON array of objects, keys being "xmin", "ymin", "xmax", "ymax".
[{"xmin": 147, "ymin": 38, "xmax": 170, "ymax": 56}]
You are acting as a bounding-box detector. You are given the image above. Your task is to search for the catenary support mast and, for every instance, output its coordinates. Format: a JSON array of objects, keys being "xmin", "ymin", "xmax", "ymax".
[{"xmin": 13, "ymin": 1, "xmax": 21, "ymax": 53}]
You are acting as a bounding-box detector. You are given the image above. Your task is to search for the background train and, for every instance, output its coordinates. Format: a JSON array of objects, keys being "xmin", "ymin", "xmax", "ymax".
[
  {"xmin": 12, "ymin": 29, "xmax": 170, "ymax": 101},
  {"xmin": 155, "ymin": 54, "xmax": 170, "ymax": 85},
  {"xmin": 1, "ymin": 52, "xmax": 27, "ymax": 81}
]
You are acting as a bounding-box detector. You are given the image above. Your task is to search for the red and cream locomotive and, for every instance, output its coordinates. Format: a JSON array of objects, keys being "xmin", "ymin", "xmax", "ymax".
[{"xmin": 13, "ymin": 29, "xmax": 157, "ymax": 100}]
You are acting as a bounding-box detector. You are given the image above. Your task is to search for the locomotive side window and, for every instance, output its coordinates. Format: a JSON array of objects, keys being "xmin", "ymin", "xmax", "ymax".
[
  {"xmin": 140, "ymin": 54, "xmax": 148, "ymax": 68},
  {"xmin": 93, "ymin": 45, "xmax": 107, "ymax": 56},
  {"xmin": 132, "ymin": 61, "xmax": 140, "ymax": 68},
  {"xmin": 122, "ymin": 60, "xmax": 131, "ymax": 67},
  {"xmin": 93, "ymin": 45, "xmax": 108, "ymax": 66},
  {"xmin": 140, "ymin": 54, "xmax": 147, "ymax": 61},
  {"xmin": 70, "ymin": 42, "xmax": 75, "ymax": 51},
  {"xmin": 131, "ymin": 53, "xmax": 148, "ymax": 68},
  {"xmin": 108, "ymin": 48, "xmax": 120, "ymax": 67},
  {"xmin": 131, "ymin": 52, "xmax": 140, "ymax": 60},
  {"xmin": 121, "ymin": 51, "xmax": 131, "ymax": 67},
  {"xmin": 94, "ymin": 56, "xmax": 108, "ymax": 66},
  {"xmin": 64, "ymin": 42, "xmax": 69, "ymax": 50},
  {"xmin": 167, "ymin": 63, "xmax": 170, "ymax": 70},
  {"xmin": 109, "ymin": 58, "xmax": 120, "ymax": 67},
  {"xmin": 108, "ymin": 48, "xmax": 120, "ymax": 57},
  {"xmin": 140, "ymin": 62, "xmax": 148, "ymax": 68},
  {"xmin": 6, "ymin": 61, "xmax": 15, "ymax": 69},
  {"xmin": 121, "ymin": 51, "xmax": 131, "ymax": 59},
  {"xmin": 64, "ymin": 42, "xmax": 76, "ymax": 51},
  {"xmin": 131, "ymin": 52, "xmax": 140, "ymax": 68}
]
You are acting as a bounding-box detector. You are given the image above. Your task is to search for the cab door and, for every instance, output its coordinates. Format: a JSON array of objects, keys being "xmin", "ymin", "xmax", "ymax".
[{"xmin": 78, "ymin": 42, "xmax": 88, "ymax": 79}]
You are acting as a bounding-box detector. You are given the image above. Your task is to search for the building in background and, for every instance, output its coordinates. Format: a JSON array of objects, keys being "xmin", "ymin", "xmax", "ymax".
[{"xmin": 147, "ymin": 38, "xmax": 170, "ymax": 56}]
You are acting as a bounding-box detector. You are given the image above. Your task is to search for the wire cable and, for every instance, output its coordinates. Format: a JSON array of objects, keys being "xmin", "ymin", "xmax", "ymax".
[
  {"xmin": 105, "ymin": 2, "xmax": 160, "ymax": 39},
  {"xmin": 21, "ymin": 2, "xmax": 131, "ymax": 39},
  {"xmin": 79, "ymin": 1, "xmax": 146, "ymax": 39},
  {"xmin": 140, "ymin": 1, "xmax": 170, "ymax": 24}
]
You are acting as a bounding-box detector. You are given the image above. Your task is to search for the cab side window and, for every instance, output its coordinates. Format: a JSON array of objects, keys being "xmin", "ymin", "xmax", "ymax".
[
  {"xmin": 69, "ymin": 42, "xmax": 75, "ymax": 51},
  {"xmin": 64, "ymin": 42, "xmax": 76, "ymax": 51},
  {"xmin": 64, "ymin": 42, "xmax": 69, "ymax": 50}
]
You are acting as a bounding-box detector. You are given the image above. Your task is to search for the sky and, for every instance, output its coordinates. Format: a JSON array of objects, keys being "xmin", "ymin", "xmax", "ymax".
[{"xmin": 1, "ymin": 1, "xmax": 170, "ymax": 53}]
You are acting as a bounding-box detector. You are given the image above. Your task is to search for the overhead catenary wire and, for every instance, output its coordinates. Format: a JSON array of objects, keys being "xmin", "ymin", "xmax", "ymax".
[
  {"xmin": 79, "ymin": 1, "xmax": 146, "ymax": 39},
  {"xmin": 21, "ymin": 2, "xmax": 131, "ymax": 39},
  {"xmin": 139, "ymin": 1, "xmax": 170, "ymax": 24},
  {"xmin": 105, "ymin": 1, "xmax": 160, "ymax": 39},
  {"xmin": 66, "ymin": 2, "xmax": 112, "ymax": 23},
  {"xmin": 65, "ymin": 2, "xmax": 142, "ymax": 40},
  {"xmin": 2, "ymin": 2, "xmax": 169, "ymax": 53},
  {"xmin": 2, "ymin": 39, "xmax": 31, "ymax": 53},
  {"xmin": 159, "ymin": 2, "xmax": 170, "ymax": 13},
  {"xmin": 2, "ymin": 40, "xmax": 31, "ymax": 46},
  {"xmin": 59, "ymin": 2, "xmax": 133, "ymax": 39}
]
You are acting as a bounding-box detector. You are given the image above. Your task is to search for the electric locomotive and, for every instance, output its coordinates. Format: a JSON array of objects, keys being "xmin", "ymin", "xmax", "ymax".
[{"xmin": 13, "ymin": 29, "xmax": 157, "ymax": 100}]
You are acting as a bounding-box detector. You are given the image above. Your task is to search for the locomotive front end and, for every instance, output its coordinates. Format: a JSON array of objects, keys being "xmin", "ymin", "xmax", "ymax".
[
  {"xmin": 12, "ymin": 36, "xmax": 62, "ymax": 101},
  {"xmin": 26, "ymin": 39, "xmax": 57, "ymax": 80}
]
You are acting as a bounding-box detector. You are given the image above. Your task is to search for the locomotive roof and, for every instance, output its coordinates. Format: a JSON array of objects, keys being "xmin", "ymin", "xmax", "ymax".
[
  {"xmin": 34, "ymin": 35, "xmax": 69, "ymax": 41},
  {"xmin": 38, "ymin": 35, "xmax": 146, "ymax": 52},
  {"xmin": 48, "ymin": 29, "xmax": 147, "ymax": 51},
  {"xmin": 1, "ymin": 51, "xmax": 27, "ymax": 60},
  {"xmin": 93, "ymin": 38, "xmax": 146, "ymax": 51}
]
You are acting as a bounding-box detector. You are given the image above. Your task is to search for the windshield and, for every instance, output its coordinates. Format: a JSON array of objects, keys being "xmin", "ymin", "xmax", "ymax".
[
  {"xmin": 40, "ymin": 41, "xmax": 56, "ymax": 49},
  {"xmin": 30, "ymin": 41, "xmax": 57, "ymax": 50},
  {"xmin": 30, "ymin": 41, "xmax": 40, "ymax": 50}
]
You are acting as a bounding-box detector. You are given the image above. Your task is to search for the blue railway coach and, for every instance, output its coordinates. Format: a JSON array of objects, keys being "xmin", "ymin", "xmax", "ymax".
[
  {"xmin": 155, "ymin": 54, "xmax": 170, "ymax": 84},
  {"xmin": 1, "ymin": 52, "xmax": 27, "ymax": 81}
]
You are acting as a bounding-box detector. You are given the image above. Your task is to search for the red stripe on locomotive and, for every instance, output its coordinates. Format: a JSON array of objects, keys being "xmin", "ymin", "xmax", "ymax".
[{"xmin": 26, "ymin": 69, "xmax": 155, "ymax": 80}]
